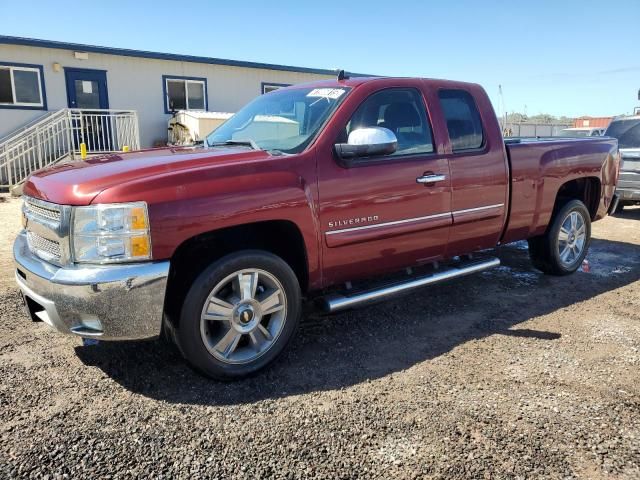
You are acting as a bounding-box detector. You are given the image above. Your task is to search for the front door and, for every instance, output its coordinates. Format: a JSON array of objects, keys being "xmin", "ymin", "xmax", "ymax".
[
  {"xmin": 65, "ymin": 68, "xmax": 110, "ymax": 152},
  {"xmin": 65, "ymin": 68, "xmax": 109, "ymax": 109},
  {"xmin": 318, "ymin": 85, "xmax": 452, "ymax": 286}
]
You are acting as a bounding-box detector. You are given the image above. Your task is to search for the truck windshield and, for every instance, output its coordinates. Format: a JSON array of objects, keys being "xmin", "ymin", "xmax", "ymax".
[
  {"xmin": 206, "ymin": 87, "xmax": 351, "ymax": 154},
  {"xmin": 605, "ymin": 118, "xmax": 640, "ymax": 149}
]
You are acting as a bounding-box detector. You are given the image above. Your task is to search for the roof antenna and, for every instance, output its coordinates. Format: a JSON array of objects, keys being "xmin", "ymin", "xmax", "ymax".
[{"xmin": 337, "ymin": 69, "xmax": 349, "ymax": 81}]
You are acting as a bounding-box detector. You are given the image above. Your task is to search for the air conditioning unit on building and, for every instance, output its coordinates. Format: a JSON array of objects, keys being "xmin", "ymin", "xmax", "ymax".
[{"xmin": 168, "ymin": 111, "xmax": 234, "ymax": 146}]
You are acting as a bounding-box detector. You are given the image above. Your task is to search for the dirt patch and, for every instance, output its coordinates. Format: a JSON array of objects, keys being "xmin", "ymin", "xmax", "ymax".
[
  {"xmin": 1, "ymin": 196, "xmax": 639, "ymax": 478},
  {"xmin": 0, "ymin": 195, "xmax": 21, "ymax": 292}
]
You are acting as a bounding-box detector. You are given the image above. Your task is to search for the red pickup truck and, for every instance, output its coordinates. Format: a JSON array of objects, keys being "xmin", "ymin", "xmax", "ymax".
[{"xmin": 15, "ymin": 76, "xmax": 620, "ymax": 379}]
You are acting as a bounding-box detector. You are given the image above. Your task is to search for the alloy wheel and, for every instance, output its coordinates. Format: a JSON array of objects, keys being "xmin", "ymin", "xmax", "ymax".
[
  {"xmin": 199, "ymin": 269, "xmax": 287, "ymax": 364},
  {"xmin": 557, "ymin": 210, "xmax": 587, "ymax": 267}
]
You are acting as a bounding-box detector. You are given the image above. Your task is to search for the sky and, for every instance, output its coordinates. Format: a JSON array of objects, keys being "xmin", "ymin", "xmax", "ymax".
[{"xmin": 2, "ymin": 0, "xmax": 638, "ymax": 118}]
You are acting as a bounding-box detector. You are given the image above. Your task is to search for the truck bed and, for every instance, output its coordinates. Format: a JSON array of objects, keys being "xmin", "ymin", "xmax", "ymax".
[{"xmin": 502, "ymin": 136, "xmax": 619, "ymax": 244}]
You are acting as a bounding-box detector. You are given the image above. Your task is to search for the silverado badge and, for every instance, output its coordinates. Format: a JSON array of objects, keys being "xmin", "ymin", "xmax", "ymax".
[{"xmin": 328, "ymin": 215, "xmax": 379, "ymax": 229}]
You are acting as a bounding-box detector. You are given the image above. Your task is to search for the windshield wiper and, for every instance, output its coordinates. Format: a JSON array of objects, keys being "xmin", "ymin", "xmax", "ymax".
[{"xmin": 207, "ymin": 140, "xmax": 260, "ymax": 150}]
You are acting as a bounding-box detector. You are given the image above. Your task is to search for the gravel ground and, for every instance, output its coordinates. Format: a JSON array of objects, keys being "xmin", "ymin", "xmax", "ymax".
[{"xmin": 1, "ymin": 195, "xmax": 639, "ymax": 479}]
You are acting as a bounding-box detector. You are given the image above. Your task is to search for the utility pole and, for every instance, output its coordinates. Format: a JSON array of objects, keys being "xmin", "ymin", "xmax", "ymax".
[{"xmin": 498, "ymin": 85, "xmax": 507, "ymax": 131}]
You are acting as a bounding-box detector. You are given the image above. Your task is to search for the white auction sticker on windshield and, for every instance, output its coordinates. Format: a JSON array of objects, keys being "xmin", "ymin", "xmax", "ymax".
[{"xmin": 307, "ymin": 88, "xmax": 346, "ymax": 99}]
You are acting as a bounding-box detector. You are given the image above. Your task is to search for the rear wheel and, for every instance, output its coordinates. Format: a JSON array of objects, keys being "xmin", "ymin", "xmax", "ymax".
[
  {"xmin": 528, "ymin": 200, "xmax": 591, "ymax": 275},
  {"xmin": 177, "ymin": 250, "xmax": 301, "ymax": 380}
]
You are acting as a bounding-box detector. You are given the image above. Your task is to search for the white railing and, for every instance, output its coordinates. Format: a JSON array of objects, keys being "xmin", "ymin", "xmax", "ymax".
[
  {"xmin": 0, "ymin": 109, "xmax": 140, "ymax": 189},
  {"xmin": 0, "ymin": 110, "xmax": 61, "ymax": 145}
]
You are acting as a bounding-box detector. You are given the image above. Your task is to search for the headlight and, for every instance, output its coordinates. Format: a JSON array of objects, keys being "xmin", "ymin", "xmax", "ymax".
[{"xmin": 72, "ymin": 202, "xmax": 152, "ymax": 263}]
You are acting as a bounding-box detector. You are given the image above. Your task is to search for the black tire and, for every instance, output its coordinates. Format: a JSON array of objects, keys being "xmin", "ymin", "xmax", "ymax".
[
  {"xmin": 614, "ymin": 202, "xmax": 625, "ymax": 214},
  {"xmin": 528, "ymin": 199, "xmax": 591, "ymax": 276},
  {"xmin": 177, "ymin": 250, "xmax": 301, "ymax": 380}
]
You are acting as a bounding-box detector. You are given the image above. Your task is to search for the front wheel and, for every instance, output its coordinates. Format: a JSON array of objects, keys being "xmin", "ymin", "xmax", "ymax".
[
  {"xmin": 528, "ymin": 199, "xmax": 591, "ymax": 276},
  {"xmin": 177, "ymin": 250, "xmax": 301, "ymax": 380}
]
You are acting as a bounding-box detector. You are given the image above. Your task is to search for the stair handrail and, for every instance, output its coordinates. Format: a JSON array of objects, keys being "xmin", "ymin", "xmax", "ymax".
[
  {"xmin": 0, "ymin": 110, "xmax": 59, "ymax": 144},
  {"xmin": 0, "ymin": 109, "xmax": 70, "ymax": 146},
  {"xmin": 1, "ymin": 108, "xmax": 140, "ymax": 189}
]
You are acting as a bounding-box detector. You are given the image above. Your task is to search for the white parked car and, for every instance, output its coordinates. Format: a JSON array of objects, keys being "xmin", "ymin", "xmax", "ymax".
[{"xmin": 559, "ymin": 127, "xmax": 605, "ymax": 137}]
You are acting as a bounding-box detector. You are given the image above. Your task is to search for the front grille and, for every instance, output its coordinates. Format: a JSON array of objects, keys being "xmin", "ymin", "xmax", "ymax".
[
  {"xmin": 24, "ymin": 199, "xmax": 62, "ymax": 223},
  {"xmin": 27, "ymin": 231, "xmax": 62, "ymax": 261},
  {"xmin": 22, "ymin": 196, "xmax": 71, "ymax": 266}
]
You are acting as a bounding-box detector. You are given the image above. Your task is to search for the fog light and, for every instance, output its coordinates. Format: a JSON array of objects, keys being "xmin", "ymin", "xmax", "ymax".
[
  {"xmin": 81, "ymin": 317, "xmax": 103, "ymax": 331},
  {"xmin": 70, "ymin": 316, "xmax": 104, "ymax": 337}
]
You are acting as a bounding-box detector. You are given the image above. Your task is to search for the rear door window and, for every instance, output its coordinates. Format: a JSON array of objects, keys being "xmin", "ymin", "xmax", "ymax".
[{"xmin": 438, "ymin": 89, "xmax": 484, "ymax": 151}]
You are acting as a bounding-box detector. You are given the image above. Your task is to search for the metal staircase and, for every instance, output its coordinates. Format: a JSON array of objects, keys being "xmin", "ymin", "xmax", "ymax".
[{"xmin": 0, "ymin": 109, "xmax": 140, "ymax": 189}]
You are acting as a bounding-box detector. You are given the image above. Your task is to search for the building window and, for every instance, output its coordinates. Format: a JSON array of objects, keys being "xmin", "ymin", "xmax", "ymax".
[
  {"xmin": 0, "ymin": 63, "xmax": 46, "ymax": 109},
  {"xmin": 261, "ymin": 82, "xmax": 291, "ymax": 94},
  {"xmin": 162, "ymin": 75, "xmax": 207, "ymax": 113}
]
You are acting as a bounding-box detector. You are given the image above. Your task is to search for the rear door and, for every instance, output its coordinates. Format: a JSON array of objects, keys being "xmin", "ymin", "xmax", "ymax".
[
  {"xmin": 317, "ymin": 83, "xmax": 452, "ymax": 286},
  {"xmin": 435, "ymin": 88, "xmax": 509, "ymax": 255}
]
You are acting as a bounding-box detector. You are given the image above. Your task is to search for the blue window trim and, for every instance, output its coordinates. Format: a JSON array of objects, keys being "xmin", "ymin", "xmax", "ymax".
[
  {"xmin": 261, "ymin": 82, "xmax": 291, "ymax": 94},
  {"xmin": 162, "ymin": 74, "xmax": 208, "ymax": 114},
  {"xmin": 0, "ymin": 61, "xmax": 47, "ymax": 110}
]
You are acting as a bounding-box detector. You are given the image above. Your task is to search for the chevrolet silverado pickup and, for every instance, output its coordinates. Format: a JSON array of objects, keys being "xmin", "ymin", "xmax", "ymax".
[{"xmin": 15, "ymin": 76, "xmax": 620, "ymax": 379}]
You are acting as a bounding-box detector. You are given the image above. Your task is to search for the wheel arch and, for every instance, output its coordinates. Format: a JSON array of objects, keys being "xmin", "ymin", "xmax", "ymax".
[
  {"xmin": 553, "ymin": 176, "xmax": 601, "ymax": 220},
  {"xmin": 163, "ymin": 220, "xmax": 309, "ymax": 327}
]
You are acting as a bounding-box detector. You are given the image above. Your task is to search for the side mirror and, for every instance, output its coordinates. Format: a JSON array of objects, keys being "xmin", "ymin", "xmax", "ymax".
[{"xmin": 334, "ymin": 127, "xmax": 397, "ymax": 164}]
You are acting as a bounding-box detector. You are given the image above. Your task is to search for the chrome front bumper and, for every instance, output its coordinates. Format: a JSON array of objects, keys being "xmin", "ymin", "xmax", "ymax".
[{"xmin": 14, "ymin": 231, "xmax": 170, "ymax": 340}]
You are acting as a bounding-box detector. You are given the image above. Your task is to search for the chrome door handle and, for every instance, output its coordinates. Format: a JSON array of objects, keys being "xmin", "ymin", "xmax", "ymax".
[{"xmin": 416, "ymin": 174, "xmax": 446, "ymax": 184}]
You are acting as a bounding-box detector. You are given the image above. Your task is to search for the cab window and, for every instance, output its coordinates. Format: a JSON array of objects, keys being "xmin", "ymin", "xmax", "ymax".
[
  {"xmin": 345, "ymin": 88, "xmax": 434, "ymax": 156},
  {"xmin": 438, "ymin": 89, "xmax": 484, "ymax": 151}
]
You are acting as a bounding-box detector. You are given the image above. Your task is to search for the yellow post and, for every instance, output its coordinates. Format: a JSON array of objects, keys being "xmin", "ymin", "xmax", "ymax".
[
  {"xmin": 80, "ymin": 142, "xmax": 87, "ymax": 160},
  {"xmin": 122, "ymin": 145, "xmax": 130, "ymax": 152}
]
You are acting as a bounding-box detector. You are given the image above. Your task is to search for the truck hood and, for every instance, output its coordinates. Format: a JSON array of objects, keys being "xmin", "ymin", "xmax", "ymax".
[{"xmin": 22, "ymin": 146, "xmax": 272, "ymax": 205}]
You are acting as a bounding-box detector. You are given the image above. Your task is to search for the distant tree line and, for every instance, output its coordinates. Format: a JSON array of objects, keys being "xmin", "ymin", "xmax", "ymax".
[{"xmin": 506, "ymin": 112, "xmax": 573, "ymax": 125}]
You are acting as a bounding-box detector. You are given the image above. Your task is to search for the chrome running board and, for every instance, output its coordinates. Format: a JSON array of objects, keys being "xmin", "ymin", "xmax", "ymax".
[{"xmin": 319, "ymin": 257, "xmax": 500, "ymax": 313}]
